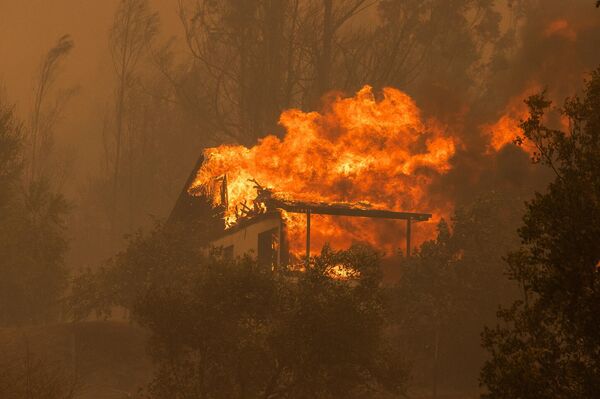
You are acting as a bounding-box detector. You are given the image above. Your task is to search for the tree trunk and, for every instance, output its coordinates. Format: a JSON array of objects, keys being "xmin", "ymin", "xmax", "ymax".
[
  {"xmin": 111, "ymin": 14, "xmax": 131, "ymax": 233},
  {"xmin": 316, "ymin": 0, "xmax": 333, "ymax": 102},
  {"xmin": 112, "ymin": 72, "xmax": 126, "ymax": 231},
  {"xmin": 432, "ymin": 326, "xmax": 440, "ymax": 399}
]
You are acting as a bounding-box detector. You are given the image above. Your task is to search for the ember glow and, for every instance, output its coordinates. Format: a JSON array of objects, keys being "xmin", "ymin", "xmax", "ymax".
[
  {"xmin": 544, "ymin": 19, "xmax": 577, "ymax": 41},
  {"xmin": 189, "ymin": 85, "xmax": 456, "ymax": 255}
]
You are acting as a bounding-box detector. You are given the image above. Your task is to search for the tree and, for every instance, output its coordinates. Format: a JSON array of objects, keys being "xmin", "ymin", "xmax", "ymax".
[
  {"xmin": 28, "ymin": 34, "xmax": 75, "ymax": 185},
  {"xmin": 0, "ymin": 342, "xmax": 79, "ymax": 399},
  {"xmin": 0, "ymin": 100, "xmax": 23, "ymax": 211},
  {"xmin": 70, "ymin": 222, "xmax": 407, "ymax": 398},
  {"xmin": 481, "ymin": 68, "xmax": 600, "ymax": 398},
  {"xmin": 391, "ymin": 191, "xmax": 524, "ymax": 397},
  {"xmin": 137, "ymin": 246, "xmax": 405, "ymax": 399},
  {"xmin": 393, "ymin": 220, "xmax": 458, "ymax": 399},
  {"xmin": 109, "ymin": 0, "xmax": 159, "ymax": 230},
  {"xmin": 69, "ymin": 220, "xmax": 209, "ymax": 319},
  {"xmin": 0, "ymin": 97, "xmax": 70, "ymax": 326},
  {"xmin": 177, "ymin": 0, "xmax": 309, "ymax": 144},
  {"xmin": 173, "ymin": 0, "xmax": 515, "ymax": 148}
]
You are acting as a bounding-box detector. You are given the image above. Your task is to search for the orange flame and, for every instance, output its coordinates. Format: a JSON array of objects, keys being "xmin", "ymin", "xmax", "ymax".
[
  {"xmin": 190, "ymin": 86, "xmax": 456, "ymax": 255},
  {"xmin": 544, "ymin": 19, "xmax": 577, "ymax": 41},
  {"xmin": 483, "ymin": 84, "xmax": 541, "ymax": 155}
]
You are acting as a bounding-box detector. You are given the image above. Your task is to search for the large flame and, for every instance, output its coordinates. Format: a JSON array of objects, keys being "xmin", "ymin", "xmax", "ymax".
[{"xmin": 190, "ymin": 85, "xmax": 457, "ymax": 255}]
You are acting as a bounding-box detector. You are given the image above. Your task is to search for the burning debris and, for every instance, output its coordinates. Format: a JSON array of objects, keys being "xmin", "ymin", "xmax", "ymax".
[{"xmin": 190, "ymin": 174, "xmax": 431, "ymax": 227}]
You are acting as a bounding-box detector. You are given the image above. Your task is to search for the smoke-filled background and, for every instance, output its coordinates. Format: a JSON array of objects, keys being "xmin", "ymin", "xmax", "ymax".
[
  {"xmin": 0, "ymin": 1, "xmax": 599, "ymax": 398},
  {"xmin": 1, "ymin": 0, "xmax": 598, "ymax": 260}
]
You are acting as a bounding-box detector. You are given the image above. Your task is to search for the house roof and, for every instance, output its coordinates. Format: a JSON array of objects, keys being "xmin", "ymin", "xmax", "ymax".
[
  {"xmin": 168, "ymin": 153, "xmax": 432, "ymax": 235},
  {"xmin": 267, "ymin": 197, "xmax": 431, "ymax": 221},
  {"xmin": 168, "ymin": 153, "xmax": 211, "ymax": 224}
]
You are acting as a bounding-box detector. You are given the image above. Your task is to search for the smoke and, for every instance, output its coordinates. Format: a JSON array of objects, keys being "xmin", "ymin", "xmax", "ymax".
[
  {"xmin": 430, "ymin": 0, "xmax": 600, "ymax": 209},
  {"xmin": 0, "ymin": 0, "xmax": 598, "ymax": 265}
]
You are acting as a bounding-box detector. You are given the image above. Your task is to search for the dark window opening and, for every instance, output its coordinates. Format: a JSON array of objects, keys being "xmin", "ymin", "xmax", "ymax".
[
  {"xmin": 222, "ymin": 245, "xmax": 234, "ymax": 260},
  {"xmin": 258, "ymin": 228, "xmax": 279, "ymax": 268}
]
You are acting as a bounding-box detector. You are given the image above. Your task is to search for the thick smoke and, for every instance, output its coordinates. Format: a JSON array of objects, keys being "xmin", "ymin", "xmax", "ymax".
[{"xmin": 429, "ymin": 0, "xmax": 600, "ymax": 210}]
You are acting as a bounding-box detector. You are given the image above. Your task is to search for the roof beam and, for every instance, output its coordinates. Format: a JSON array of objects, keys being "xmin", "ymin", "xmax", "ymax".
[{"xmin": 269, "ymin": 199, "xmax": 432, "ymax": 222}]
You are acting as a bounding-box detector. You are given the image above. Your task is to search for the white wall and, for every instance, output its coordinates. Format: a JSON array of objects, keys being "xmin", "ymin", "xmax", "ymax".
[{"xmin": 210, "ymin": 214, "xmax": 281, "ymax": 259}]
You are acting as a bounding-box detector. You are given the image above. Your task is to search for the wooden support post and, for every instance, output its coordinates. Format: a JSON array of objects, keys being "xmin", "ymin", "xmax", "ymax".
[
  {"xmin": 277, "ymin": 217, "xmax": 283, "ymax": 269},
  {"xmin": 406, "ymin": 218, "xmax": 412, "ymax": 257},
  {"xmin": 306, "ymin": 210, "xmax": 311, "ymax": 264}
]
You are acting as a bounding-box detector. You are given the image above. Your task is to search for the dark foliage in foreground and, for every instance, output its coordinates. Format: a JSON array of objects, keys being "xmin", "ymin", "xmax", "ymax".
[
  {"xmin": 391, "ymin": 191, "xmax": 523, "ymax": 396},
  {"xmin": 72, "ymin": 223, "xmax": 407, "ymax": 398},
  {"xmin": 0, "ymin": 349, "xmax": 78, "ymax": 399},
  {"xmin": 481, "ymin": 68, "xmax": 600, "ymax": 398}
]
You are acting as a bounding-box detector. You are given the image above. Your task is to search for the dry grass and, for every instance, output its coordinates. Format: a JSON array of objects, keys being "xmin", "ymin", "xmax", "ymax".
[{"xmin": 0, "ymin": 321, "xmax": 152, "ymax": 399}]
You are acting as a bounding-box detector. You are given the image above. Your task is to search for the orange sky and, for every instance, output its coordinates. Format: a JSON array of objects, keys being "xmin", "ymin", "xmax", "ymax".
[
  {"xmin": 0, "ymin": 0, "xmax": 181, "ymax": 110},
  {"xmin": 0, "ymin": 1, "xmax": 183, "ymax": 171}
]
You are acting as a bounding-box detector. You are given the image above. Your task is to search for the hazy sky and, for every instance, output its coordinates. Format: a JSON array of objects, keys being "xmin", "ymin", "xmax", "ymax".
[
  {"xmin": 0, "ymin": 1, "xmax": 183, "ymax": 173},
  {"xmin": 0, "ymin": 1, "xmax": 182, "ymax": 107}
]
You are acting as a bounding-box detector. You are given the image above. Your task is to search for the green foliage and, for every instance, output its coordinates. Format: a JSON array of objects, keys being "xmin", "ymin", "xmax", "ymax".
[
  {"xmin": 481, "ymin": 68, "xmax": 600, "ymax": 398},
  {"xmin": 0, "ymin": 99, "xmax": 71, "ymax": 326}
]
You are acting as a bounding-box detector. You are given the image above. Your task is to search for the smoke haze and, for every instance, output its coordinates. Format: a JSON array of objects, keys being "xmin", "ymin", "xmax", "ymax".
[{"xmin": 0, "ymin": 1, "xmax": 599, "ymax": 398}]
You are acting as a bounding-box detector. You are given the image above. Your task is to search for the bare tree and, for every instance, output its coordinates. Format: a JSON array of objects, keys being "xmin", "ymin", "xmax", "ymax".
[
  {"xmin": 109, "ymin": 0, "xmax": 158, "ymax": 229},
  {"xmin": 173, "ymin": 0, "xmax": 512, "ymax": 150},
  {"xmin": 309, "ymin": 0, "xmax": 378, "ymax": 104},
  {"xmin": 175, "ymin": 0, "xmax": 381, "ymax": 142},
  {"xmin": 29, "ymin": 35, "xmax": 75, "ymax": 185},
  {"xmin": 178, "ymin": 0, "xmax": 311, "ymax": 144}
]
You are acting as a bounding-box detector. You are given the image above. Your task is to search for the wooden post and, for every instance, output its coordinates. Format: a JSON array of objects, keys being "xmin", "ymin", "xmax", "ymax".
[
  {"xmin": 277, "ymin": 216, "xmax": 283, "ymax": 269},
  {"xmin": 406, "ymin": 218, "xmax": 412, "ymax": 257},
  {"xmin": 306, "ymin": 210, "xmax": 311, "ymax": 264}
]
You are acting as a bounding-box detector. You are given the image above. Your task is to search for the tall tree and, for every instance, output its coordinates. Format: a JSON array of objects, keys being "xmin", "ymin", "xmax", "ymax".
[
  {"xmin": 29, "ymin": 34, "xmax": 75, "ymax": 185},
  {"xmin": 307, "ymin": 0, "xmax": 377, "ymax": 106},
  {"xmin": 392, "ymin": 191, "xmax": 523, "ymax": 396},
  {"xmin": 109, "ymin": 0, "xmax": 158, "ymax": 229},
  {"xmin": 481, "ymin": 68, "xmax": 600, "ymax": 398},
  {"xmin": 178, "ymin": 0, "xmax": 306, "ymax": 144},
  {"xmin": 175, "ymin": 0, "xmax": 513, "ymax": 147},
  {"xmin": 0, "ymin": 100, "xmax": 22, "ymax": 211},
  {"xmin": 0, "ymin": 97, "xmax": 70, "ymax": 326}
]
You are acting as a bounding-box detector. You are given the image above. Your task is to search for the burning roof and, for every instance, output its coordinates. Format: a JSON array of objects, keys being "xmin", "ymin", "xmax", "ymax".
[{"xmin": 182, "ymin": 85, "xmax": 455, "ymax": 254}]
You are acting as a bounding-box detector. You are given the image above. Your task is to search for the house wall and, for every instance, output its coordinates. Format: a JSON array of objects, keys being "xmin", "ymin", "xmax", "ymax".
[{"xmin": 210, "ymin": 214, "xmax": 282, "ymax": 260}]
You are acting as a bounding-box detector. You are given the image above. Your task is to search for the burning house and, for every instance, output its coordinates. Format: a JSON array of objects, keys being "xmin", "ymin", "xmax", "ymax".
[
  {"xmin": 170, "ymin": 160, "xmax": 432, "ymax": 268},
  {"xmin": 170, "ymin": 85, "xmax": 457, "ymax": 266}
]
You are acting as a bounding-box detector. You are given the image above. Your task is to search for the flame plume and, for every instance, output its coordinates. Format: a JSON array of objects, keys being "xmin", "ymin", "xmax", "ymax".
[{"xmin": 190, "ymin": 85, "xmax": 457, "ymax": 255}]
